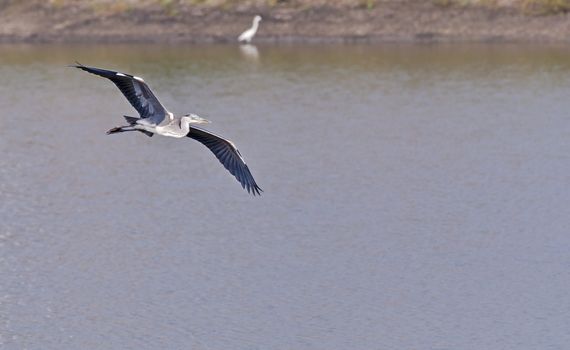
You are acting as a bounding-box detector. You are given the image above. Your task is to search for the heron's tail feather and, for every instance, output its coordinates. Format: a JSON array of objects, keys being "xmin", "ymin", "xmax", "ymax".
[{"xmin": 123, "ymin": 115, "xmax": 139, "ymax": 125}]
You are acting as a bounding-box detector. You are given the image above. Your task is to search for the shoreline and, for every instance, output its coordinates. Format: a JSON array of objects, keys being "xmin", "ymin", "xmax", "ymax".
[{"xmin": 2, "ymin": 1, "xmax": 570, "ymax": 44}]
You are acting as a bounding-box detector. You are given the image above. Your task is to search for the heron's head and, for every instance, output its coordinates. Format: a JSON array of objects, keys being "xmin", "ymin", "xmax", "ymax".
[
  {"xmin": 254, "ymin": 15, "xmax": 262, "ymax": 23},
  {"xmin": 182, "ymin": 113, "xmax": 211, "ymax": 125}
]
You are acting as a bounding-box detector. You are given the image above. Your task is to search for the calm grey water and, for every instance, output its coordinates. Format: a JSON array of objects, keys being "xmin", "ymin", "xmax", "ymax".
[{"xmin": 1, "ymin": 43, "xmax": 570, "ymax": 349}]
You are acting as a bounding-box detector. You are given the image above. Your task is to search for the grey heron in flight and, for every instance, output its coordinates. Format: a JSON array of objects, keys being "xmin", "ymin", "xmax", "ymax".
[
  {"xmin": 72, "ymin": 63, "xmax": 262, "ymax": 196},
  {"xmin": 238, "ymin": 15, "xmax": 262, "ymax": 43}
]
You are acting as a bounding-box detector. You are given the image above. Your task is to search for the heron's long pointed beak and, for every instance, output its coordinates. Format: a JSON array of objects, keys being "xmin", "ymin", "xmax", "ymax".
[{"xmin": 187, "ymin": 114, "xmax": 211, "ymax": 124}]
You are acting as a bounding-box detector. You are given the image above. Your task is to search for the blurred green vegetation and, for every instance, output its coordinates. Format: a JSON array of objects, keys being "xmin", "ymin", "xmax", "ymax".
[
  {"xmin": 433, "ymin": 0, "xmax": 570, "ymax": 13},
  {"xmin": 522, "ymin": 0, "xmax": 570, "ymax": 13}
]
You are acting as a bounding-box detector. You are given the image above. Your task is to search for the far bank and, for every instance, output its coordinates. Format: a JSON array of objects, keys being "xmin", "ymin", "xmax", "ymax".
[{"xmin": 1, "ymin": 1, "xmax": 570, "ymax": 43}]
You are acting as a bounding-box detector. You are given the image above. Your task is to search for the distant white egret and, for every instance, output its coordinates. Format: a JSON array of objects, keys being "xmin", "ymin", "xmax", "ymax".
[
  {"xmin": 238, "ymin": 15, "xmax": 262, "ymax": 43},
  {"xmin": 71, "ymin": 63, "xmax": 262, "ymax": 196}
]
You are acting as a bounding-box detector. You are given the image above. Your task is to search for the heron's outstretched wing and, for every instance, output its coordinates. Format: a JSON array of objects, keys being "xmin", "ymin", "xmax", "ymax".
[
  {"xmin": 71, "ymin": 63, "xmax": 168, "ymax": 125},
  {"xmin": 188, "ymin": 126, "xmax": 262, "ymax": 196}
]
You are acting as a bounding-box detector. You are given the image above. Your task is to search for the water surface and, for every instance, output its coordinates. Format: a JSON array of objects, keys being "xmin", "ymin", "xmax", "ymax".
[{"xmin": 1, "ymin": 43, "xmax": 570, "ymax": 349}]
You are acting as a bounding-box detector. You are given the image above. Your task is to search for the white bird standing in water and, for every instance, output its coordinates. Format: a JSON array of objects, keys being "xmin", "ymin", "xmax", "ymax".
[
  {"xmin": 71, "ymin": 63, "xmax": 262, "ymax": 196},
  {"xmin": 238, "ymin": 15, "xmax": 262, "ymax": 43}
]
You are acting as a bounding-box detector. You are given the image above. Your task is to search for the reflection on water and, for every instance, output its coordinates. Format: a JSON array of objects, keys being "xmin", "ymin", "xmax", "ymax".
[
  {"xmin": 239, "ymin": 44, "xmax": 260, "ymax": 61},
  {"xmin": 2, "ymin": 43, "xmax": 570, "ymax": 349}
]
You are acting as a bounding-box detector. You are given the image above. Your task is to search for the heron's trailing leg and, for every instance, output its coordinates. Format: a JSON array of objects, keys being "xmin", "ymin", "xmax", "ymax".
[
  {"xmin": 106, "ymin": 126, "xmax": 136, "ymax": 135},
  {"xmin": 106, "ymin": 125, "xmax": 154, "ymax": 137},
  {"xmin": 108, "ymin": 115, "xmax": 139, "ymax": 134}
]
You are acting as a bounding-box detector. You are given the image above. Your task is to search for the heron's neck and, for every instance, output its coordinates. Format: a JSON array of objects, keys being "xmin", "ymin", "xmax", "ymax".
[{"xmin": 252, "ymin": 21, "xmax": 259, "ymax": 31}]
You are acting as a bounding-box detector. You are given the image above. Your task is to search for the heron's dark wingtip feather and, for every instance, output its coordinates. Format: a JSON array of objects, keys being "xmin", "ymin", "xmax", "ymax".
[
  {"xmin": 252, "ymin": 183, "xmax": 262, "ymax": 196},
  {"xmin": 68, "ymin": 61, "xmax": 85, "ymax": 69}
]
